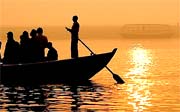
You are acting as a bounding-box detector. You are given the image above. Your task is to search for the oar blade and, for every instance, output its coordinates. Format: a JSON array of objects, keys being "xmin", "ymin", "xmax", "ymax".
[{"xmin": 113, "ymin": 74, "xmax": 125, "ymax": 84}]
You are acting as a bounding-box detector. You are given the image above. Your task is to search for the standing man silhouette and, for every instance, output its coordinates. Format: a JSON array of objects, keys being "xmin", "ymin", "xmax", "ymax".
[{"xmin": 65, "ymin": 15, "xmax": 80, "ymax": 58}]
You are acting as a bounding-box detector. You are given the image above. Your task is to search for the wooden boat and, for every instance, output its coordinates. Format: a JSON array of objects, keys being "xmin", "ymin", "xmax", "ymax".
[{"xmin": 0, "ymin": 48, "xmax": 117, "ymax": 85}]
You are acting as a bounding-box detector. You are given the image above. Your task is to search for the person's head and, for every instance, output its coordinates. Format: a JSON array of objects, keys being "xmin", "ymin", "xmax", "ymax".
[
  {"xmin": 22, "ymin": 31, "xmax": 29, "ymax": 37},
  {"xmin": 7, "ymin": 31, "xmax": 13, "ymax": 40},
  {"xmin": 20, "ymin": 35, "xmax": 24, "ymax": 40},
  {"xmin": 30, "ymin": 29, "xmax": 37, "ymax": 37},
  {"xmin": 37, "ymin": 27, "xmax": 43, "ymax": 34},
  {"xmin": 72, "ymin": 15, "xmax": 78, "ymax": 22},
  {"xmin": 47, "ymin": 42, "xmax": 52, "ymax": 48}
]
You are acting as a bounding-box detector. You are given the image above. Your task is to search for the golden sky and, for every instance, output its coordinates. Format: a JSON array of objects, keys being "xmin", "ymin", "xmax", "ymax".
[{"xmin": 0, "ymin": 0, "xmax": 179, "ymax": 26}]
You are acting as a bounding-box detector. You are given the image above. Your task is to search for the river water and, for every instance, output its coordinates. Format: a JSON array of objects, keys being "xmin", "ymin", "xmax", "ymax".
[{"xmin": 0, "ymin": 26, "xmax": 180, "ymax": 112}]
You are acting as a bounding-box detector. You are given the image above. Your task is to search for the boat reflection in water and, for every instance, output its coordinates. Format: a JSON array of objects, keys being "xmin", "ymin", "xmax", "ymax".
[
  {"xmin": 125, "ymin": 44, "xmax": 154, "ymax": 112},
  {"xmin": 0, "ymin": 81, "xmax": 105, "ymax": 111}
]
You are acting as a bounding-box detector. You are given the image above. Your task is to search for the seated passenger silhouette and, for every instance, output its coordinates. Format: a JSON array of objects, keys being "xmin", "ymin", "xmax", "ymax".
[
  {"xmin": 36, "ymin": 27, "xmax": 48, "ymax": 61},
  {"xmin": 46, "ymin": 42, "xmax": 58, "ymax": 61},
  {"xmin": 29, "ymin": 29, "xmax": 40, "ymax": 62},
  {"xmin": 3, "ymin": 31, "xmax": 20, "ymax": 64},
  {"xmin": 19, "ymin": 31, "xmax": 31, "ymax": 63}
]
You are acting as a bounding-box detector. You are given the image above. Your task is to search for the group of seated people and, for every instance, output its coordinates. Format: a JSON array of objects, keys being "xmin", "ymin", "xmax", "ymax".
[{"xmin": 1, "ymin": 27, "xmax": 58, "ymax": 64}]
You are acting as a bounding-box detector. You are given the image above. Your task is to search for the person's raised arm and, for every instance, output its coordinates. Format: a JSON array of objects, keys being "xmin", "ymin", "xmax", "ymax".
[{"xmin": 65, "ymin": 27, "xmax": 71, "ymax": 32}]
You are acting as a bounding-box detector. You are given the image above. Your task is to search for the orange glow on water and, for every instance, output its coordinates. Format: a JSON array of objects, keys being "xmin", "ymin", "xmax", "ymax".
[
  {"xmin": 126, "ymin": 45, "xmax": 153, "ymax": 112},
  {"xmin": 128, "ymin": 45, "xmax": 152, "ymax": 75}
]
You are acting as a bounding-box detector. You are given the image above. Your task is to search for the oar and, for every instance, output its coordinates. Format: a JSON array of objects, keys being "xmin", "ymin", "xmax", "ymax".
[{"xmin": 78, "ymin": 38, "xmax": 125, "ymax": 84}]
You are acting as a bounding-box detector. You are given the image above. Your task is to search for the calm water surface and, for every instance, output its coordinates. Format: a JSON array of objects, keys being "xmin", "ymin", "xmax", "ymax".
[{"xmin": 0, "ymin": 26, "xmax": 180, "ymax": 111}]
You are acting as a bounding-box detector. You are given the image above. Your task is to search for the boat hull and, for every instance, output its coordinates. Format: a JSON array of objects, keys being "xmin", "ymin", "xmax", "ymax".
[{"xmin": 0, "ymin": 48, "xmax": 117, "ymax": 85}]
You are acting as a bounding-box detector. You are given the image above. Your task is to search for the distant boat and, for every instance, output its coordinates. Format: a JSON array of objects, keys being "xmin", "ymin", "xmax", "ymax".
[
  {"xmin": 0, "ymin": 48, "xmax": 117, "ymax": 85},
  {"xmin": 120, "ymin": 24, "xmax": 174, "ymax": 38}
]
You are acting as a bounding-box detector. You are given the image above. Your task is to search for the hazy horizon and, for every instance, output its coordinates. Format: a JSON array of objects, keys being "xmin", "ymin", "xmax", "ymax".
[{"xmin": 0, "ymin": 23, "xmax": 179, "ymax": 28}]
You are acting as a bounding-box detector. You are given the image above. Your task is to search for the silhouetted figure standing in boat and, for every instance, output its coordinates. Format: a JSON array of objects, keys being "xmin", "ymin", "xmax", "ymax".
[
  {"xmin": 19, "ymin": 31, "xmax": 31, "ymax": 63},
  {"xmin": 36, "ymin": 27, "xmax": 48, "ymax": 61},
  {"xmin": 65, "ymin": 15, "xmax": 80, "ymax": 58},
  {"xmin": 3, "ymin": 32, "xmax": 20, "ymax": 64},
  {"xmin": 46, "ymin": 42, "xmax": 58, "ymax": 61}
]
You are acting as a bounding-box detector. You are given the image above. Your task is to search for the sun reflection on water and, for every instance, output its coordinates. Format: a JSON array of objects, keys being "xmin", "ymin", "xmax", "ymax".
[{"xmin": 125, "ymin": 44, "xmax": 153, "ymax": 112}]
